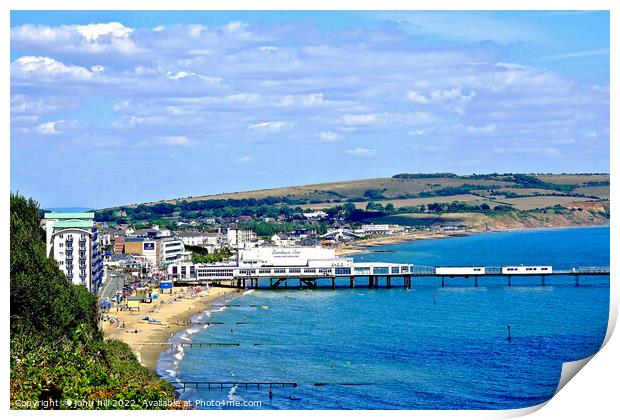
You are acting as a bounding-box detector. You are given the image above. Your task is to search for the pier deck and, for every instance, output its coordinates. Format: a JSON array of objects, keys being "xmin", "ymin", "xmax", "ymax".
[{"xmin": 196, "ymin": 266, "xmax": 610, "ymax": 289}]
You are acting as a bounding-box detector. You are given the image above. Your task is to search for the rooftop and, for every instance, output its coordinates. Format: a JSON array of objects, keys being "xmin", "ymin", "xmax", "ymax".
[
  {"xmin": 53, "ymin": 220, "xmax": 94, "ymax": 229},
  {"xmin": 45, "ymin": 212, "xmax": 95, "ymax": 219}
]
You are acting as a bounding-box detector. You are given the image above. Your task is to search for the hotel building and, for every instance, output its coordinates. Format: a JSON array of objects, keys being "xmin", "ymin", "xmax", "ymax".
[{"xmin": 43, "ymin": 212, "xmax": 104, "ymax": 292}]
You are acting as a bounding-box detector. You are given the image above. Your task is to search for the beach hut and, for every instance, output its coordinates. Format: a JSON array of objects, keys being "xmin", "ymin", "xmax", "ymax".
[
  {"xmin": 159, "ymin": 281, "xmax": 173, "ymax": 294},
  {"xmin": 126, "ymin": 296, "xmax": 141, "ymax": 311},
  {"xmin": 136, "ymin": 287, "xmax": 152, "ymax": 303}
]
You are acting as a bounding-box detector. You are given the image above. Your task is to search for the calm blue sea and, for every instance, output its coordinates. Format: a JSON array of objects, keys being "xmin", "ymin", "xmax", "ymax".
[{"xmin": 158, "ymin": 227, "xmax": 610, "ymax": 410}]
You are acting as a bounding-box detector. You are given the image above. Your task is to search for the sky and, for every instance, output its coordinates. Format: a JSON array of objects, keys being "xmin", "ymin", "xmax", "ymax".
[{"xmin": 9, "ymin": 10, "xmax": 610, "ymax": 209}]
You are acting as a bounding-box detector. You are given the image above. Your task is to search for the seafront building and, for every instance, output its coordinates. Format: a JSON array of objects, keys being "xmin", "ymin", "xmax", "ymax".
[
  {"xmin": 43, "ymin": 212, "xmax": 103, "ymax": 292},
  {"xmin": 227, "ymin": 228, "xmax": 257, "ymax": 248},
  {"xmin": 167, "ymin": 245, "xmax": 404, "ymax": 282},
  {"xmin": 176, "ymin": 231, "xmax": 221, "ymax": 250},
  {"xmin": 123, "ymin": 236, "xmax": 185, "ymax": 269}
]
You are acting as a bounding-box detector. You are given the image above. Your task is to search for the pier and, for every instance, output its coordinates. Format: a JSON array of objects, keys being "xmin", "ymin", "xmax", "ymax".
[
  {"xmin": 178, "ymin": 381, "xmax": 297, "ymax": 391},
  {"xmin": 201, "ymin": 266, "xmax": 609, "ymax": 290},
  {"xmin": 168, "ymin": 247, "xmax": 608, "ymax": 290}
]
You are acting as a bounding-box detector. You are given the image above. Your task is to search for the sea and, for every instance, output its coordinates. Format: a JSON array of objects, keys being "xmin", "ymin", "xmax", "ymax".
[{"xmin": 157, "ymin": 226, "xmax": 610, "ymax": 410}]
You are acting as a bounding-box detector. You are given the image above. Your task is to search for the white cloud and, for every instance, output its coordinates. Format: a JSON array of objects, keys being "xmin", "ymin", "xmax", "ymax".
[
  {"xmin": 160, "ymin": 136, "xmax": 189, "ymax": 146},
  {"xmin": 406, "ymin": 90, "xmax": 430, "ymax": 104},
  {"xmin": 342, "ymin": 113, "xmax": 383, "ymax": 126},
  {"xmin": 346, "ymin": 147, "xmax": 376, "ymax": 156},
  {"xmin": 248, "ymin": 121, "xmax": 288, "ymax": 132},
  {"xmin": 408, "ymin": 129, "xmax": 426, "ymax": 136},
  {"xmin": 317, "ymin": 131, "xmax": 340, "ymax": 142},
  {"xmin": 9, "ymin": 19, "xmax": 609, "ymax": 176},
  {"xmin": 235, "ymin": 156, "xmax": 254, "ymax": 164},
  {"xmin": 36, "ymin": 120, "xmax": 65, "ymax": 135},
  {"xmin": 406, "ymin": 88, "xmax": 476, "ymax": 112},
  {"xmin": 282, "ymin": 93, "xmax": 326, "ymax": 107},
  {"xmin": 75, "ymin": 22, "xmax": 133, "ymax": 41},
  {"xmin": 11, "ymin": 22, "xmax": 139, "ymax": 55},
  {"xmin": 466, "ymin": 124, "xmax": 496, "ymax": 134},
  {"xmin": 12, "ymin": 56, "xmax": 93, "ymax": 80}
]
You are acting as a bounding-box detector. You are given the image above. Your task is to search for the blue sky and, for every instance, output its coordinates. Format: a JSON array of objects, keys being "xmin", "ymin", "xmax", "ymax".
[{"xmin": 10, "ymin": 10, "xmax": 609, "ymax": 208}]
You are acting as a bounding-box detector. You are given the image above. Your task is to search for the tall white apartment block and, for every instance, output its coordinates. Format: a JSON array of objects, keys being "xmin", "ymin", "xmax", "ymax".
[{"xmin": 43, "ymin": 212, "xmax": 103, "ymax": 292}]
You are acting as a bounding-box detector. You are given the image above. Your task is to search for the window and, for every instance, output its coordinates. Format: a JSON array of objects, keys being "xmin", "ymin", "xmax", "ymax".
[
  {"xmin": 59, "ymin": 234, "xmax": 64, "ymax": 239},
  {"xmin": 59, "ymin": 243, "xmax": 64, "ymax": 248}
]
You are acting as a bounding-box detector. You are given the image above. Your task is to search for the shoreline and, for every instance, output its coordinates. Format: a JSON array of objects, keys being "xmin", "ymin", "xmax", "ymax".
[
  {"xmin": 335, "ymin": 222, "xmax": 609, "ymax": 256},
  {"xmin": 101, "ymin": 286, "xmax": 242, "ymax": 371}
]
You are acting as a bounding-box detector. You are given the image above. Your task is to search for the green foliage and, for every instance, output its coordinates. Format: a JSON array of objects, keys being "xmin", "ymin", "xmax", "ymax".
[
  {"xmin": 363, "ymin": 189, "xmax": 386, "ymax": 200},
  {"xmin": 10, "ymin": 193, "xmax": 177, "ymax": 409},
  {"xmin": 191, "ymin": 248, "xmax": 233, "ymax": 263},
  {"xmin": 10, "ymin": 193, "xmax": 99, "ymax": 341}
]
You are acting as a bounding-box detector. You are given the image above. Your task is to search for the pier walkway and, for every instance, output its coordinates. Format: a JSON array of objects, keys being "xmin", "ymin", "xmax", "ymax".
[{"xmin": 193, "ymin": 266, "xmax": 610, "ymax": 289}]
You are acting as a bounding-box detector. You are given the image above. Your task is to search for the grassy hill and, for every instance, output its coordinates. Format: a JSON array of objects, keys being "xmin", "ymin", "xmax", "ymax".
[
  {"xmin": 110, "ymin": 172, "xmax": 609, "ymax": 211},
  {"xmin": 96, "ymin": 173, "xmax": 609, "ymax": 231}
]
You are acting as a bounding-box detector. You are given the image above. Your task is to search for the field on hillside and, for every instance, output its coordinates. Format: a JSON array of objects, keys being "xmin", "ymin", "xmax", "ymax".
[
  {"xmin": 150, "ymin": 176, "xmax": 514, "ymax": 205},
  {"xmin": 478, "ymin": 187, "xmax": 564, "ymax": 196},
  {"xmin": 299, "ymin": 194, "xmax": 501, "ymax": 210},
  {"xmin": 536, "ymin": 174, "xmax": 609, "ymax": 185},
  {"xmin": 572, "ymin": 186, "xmax": 610, "ymax": 199},
  {"xmin": 363, "ymin": 212, "xmax": 489, "ymax": 227},
  {"xmin": 496, "ymin": 196, "xmax": 593, "ymax": 210},
  {"xmin": 112, "ymin": 173, "xmax": 609, "ymax": 217}
]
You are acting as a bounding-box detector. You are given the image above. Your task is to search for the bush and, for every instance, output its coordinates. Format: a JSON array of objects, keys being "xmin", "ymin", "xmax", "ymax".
[{"xmin": 10, "ymin": 193, "xmax": 178, "ymax": 409}]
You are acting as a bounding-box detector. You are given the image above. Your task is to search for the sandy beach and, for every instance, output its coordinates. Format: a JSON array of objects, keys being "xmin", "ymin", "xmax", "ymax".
[{"xmin": 101, "ymin": 286, "xmax": 239, "ymax": 371}]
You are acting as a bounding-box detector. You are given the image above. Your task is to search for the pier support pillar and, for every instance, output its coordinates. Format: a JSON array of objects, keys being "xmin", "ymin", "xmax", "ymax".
[
  {"xmin": 575, "ymin": 274, "xmax": 580, "ymax": 287},
  {"xmin": 331, "ymin": 277, "xmax": 336, "ymax": 289},
  {"xmin": 441, "ymin": 276, "xmax": 445, "ymax": 287},
  {"xmin": 269, "ymin": 278, "xmax": 273, "ymax": 288},
  {"xmin": 474, "ymin": 277, "xmax": 478, "ymax": 287},
  {"xmin": 350, "ymin": 276, "xmax": 355, "ymax": 288},
  {"xmin": 369, "ymin": 276, "xmax": 374, "ymax": 289},
  {"xmin": 541, "ymin": 276, "xmax": 545, "ymax": 287},
  {"xmin": 508, "ymin": 276, "xmax": 511, "ymax": 287},
  {"xmin": 405, "ymin": 275, "xmax": 411, "ymax": 289},
  {"xmin": 387, "ymin": 277, "xmax": 391, "ymax": 289}
]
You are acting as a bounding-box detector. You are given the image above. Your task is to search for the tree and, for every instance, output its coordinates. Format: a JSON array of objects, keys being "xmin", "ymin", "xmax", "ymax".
[
  {"xmin": 10, "ymin": 193, "xmax": 177, "ymax": 409},
  {"xmin": 10, "ymin": 193, "xmax": 99, "ymax": 340},
  {"xmin": 151, "ymin": 203, "xmax": 175, "ymax": 215}
]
